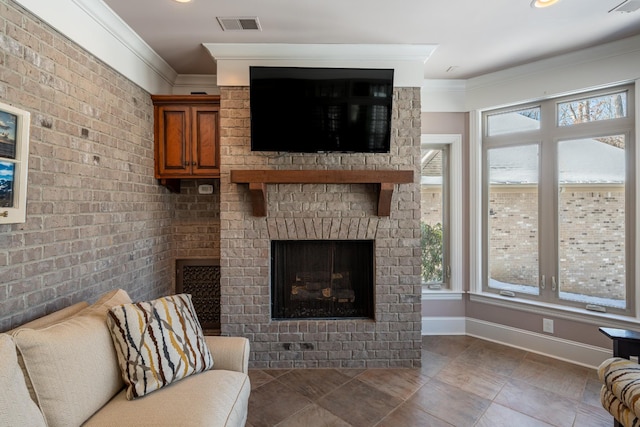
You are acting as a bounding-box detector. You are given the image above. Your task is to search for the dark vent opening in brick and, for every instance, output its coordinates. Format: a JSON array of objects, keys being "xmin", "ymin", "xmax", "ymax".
[
  {"xmin": 176, "ymin": 259, "xmax": 220, "ymax": 334},
  {"xmin": 271, "ymin": 240, "xmax": 374, "ymax": 320}
]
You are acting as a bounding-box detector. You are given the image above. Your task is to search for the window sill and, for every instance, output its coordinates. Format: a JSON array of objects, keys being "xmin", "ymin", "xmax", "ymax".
[
  {"xmin": 422, "ymin": 288, "xmax": 464, "ymax": 301},
  {"xmin": 469, "ymin": 291, "xmax": 640, "ymax": 329}
]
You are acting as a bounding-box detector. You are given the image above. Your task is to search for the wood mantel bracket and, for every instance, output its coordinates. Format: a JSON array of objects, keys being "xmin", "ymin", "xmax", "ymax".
[{"xmin": 230, "ymin": 170, "xmax": 414, "ymax": 217}]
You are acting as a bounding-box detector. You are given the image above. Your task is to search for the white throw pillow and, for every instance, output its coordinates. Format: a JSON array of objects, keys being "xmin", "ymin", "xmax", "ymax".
[
  {"xmin": 12, "ymin": 289, "xmax": 132, "ymax": 427},
  {"xmin": 0, "ymin": 334, "xmax": 46, "ymax": 427}
]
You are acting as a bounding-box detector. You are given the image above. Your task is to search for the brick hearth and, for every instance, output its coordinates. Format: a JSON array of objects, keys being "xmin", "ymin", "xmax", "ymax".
[{"xmin": 218, "ymin": 86, "xmax": 422, "ymax": 368}]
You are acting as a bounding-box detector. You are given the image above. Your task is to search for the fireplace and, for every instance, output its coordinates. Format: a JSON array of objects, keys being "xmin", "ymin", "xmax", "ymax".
[
  {"xmin": 271, "ymin": 240, "xmax": 374, "ymax": 320},
  {"xmin": 220, "ymin": 86, "xmax": 422, "ymax": 368}
]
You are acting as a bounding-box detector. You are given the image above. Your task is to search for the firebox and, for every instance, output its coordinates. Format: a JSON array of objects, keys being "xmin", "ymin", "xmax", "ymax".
[{"xmin": 271, "ymin": 240, "xmax": 374, "ymax": 320}]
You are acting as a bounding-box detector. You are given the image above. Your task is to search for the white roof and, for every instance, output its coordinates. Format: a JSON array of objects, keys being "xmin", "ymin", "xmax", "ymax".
[{"xmin": 488, "ymin": 114, "xmax": 625, "ymax": 184}]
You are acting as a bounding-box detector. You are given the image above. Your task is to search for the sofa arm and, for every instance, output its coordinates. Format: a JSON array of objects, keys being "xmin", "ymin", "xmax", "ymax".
[{"xmin": 204, "ymin": 336, "xmax": 250, "ymax": 374}]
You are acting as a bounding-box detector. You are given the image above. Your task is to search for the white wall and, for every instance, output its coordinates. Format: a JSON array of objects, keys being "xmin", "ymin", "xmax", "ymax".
[{"xmin": 423, "ymin": 34, "xmax": 640, "ymax": 112}]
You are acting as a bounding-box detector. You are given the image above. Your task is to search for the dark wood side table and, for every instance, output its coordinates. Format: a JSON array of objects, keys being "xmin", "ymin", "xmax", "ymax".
[{"xmin": 600, "ymin": 327, "xmax": 640, "ymax": 359}]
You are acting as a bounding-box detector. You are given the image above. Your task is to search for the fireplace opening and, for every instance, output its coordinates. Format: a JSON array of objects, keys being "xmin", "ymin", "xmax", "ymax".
[{"xmin": 271, "ymin": 240, "xmax": 374, "ymax": 320}]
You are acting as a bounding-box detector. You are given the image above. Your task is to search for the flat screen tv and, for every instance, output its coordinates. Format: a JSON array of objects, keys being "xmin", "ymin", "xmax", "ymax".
[{"xmin": 249, "ymin": 67, "xmax": 394, "ymax": 153}]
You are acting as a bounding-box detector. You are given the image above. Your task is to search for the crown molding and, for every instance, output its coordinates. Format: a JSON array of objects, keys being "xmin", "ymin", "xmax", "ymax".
[
  {"xmin": 421, "ymin": 79, "xmax": 467, "ymax": 112},
  {"xmin": 172, "ymin": 75, "xmax": 220, "ymax": 95},
  {"xmin": 204, "ymin": 43, "xmax": 437, "ymax": 62},
  {"xmin": 421, "ymin": 35, "xmax": 640, "ymax": 112},
  {"xmin": 204, "ymin": 43, "xmax": 437, "ymax": 87},
  {"xmin": 14, "ymin": 0, "xmax": 177, "ymax": 94},
  {"xmin": 465, "ymin": 34, "xmax": 640, "ymax": 110}
]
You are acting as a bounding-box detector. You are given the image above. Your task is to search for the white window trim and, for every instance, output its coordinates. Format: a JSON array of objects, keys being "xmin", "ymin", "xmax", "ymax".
[
  {"xmin": 421, "ymin": 134, "xmax": 464, "ymax": 300},
  {"xmin": 0, "ymin": 101, "xmax": 30, "ymax": 224},
  {"xmin": 469, "ymin": 79, "xmax": 640, "ymax": 327},
  {"xmin": 635, "ymin": 81, "xmax": 640, "ymax": 320},
  {"xmin": 470, "ymin": 112, "xmax": 483, "ymax": 295}
]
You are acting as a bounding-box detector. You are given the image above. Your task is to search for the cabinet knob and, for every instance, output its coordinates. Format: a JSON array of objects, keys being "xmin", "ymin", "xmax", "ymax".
[{"xmin": 192, "ymin": 161, "xmax": 197, "ymax": 166}]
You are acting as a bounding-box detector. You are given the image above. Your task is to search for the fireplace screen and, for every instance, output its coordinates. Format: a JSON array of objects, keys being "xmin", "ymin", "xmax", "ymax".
[{"xmin": 271, "ymin": 240, "xmax": 374, "ymax": 319}]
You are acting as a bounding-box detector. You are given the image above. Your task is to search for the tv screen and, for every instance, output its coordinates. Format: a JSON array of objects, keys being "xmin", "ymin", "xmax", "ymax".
[{"xmin": 249, "ymin": 67, "xmax": 394, "ymax": 153}]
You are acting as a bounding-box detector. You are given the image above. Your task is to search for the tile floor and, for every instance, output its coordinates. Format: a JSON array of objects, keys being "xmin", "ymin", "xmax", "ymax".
[{"xmin": 246, "ymin": 335, "xmax": 613, "ymax": 427}]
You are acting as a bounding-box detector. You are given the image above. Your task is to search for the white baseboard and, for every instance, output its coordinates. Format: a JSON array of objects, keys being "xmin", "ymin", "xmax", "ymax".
[
  {"xmin": 423, "ymin": 316, "xmax": 612, "ymax": 369},
  {"xmin": 422, "ymin": 316, "xmax": 467, "ymax": 335}
]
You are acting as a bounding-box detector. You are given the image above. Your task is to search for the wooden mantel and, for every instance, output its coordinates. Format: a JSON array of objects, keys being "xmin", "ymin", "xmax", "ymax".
[{"xmin": 230, "ymin": 169, "xmax": 414, "ymax": 217}]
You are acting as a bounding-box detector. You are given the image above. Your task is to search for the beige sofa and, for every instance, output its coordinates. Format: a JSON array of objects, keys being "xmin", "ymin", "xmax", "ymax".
[{"xmin": 0, "ymin": 289, "xmax": 251, "ymax": 427}]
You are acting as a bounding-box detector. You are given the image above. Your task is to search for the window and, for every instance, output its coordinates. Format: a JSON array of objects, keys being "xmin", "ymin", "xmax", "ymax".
[
  {"xmin": 421, "ymin": 145, "xmax": 448, "ymax": 288},
  {"xmin": 481, "ymin": 86, "xmax": 635, "ymax": 315},
  {"xmin": 421, "ymin": 135, "xmax": 463, "ymax": 294},
  {"xmin": 0, "ymin": 101, "xmax": 30, "ymax": 224},
  {"xmin": 487, "ymin": 144, "xmax": 540, "ymax": 296}
]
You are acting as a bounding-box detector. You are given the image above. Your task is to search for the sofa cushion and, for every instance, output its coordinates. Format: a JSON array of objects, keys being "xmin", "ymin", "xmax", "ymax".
[
  {"xmin": 84, "ymin": 369, "xmax": 250, "ymax": 427},
  {"xmin": 80, "ymin": 288, "xmax": 133, "ymax": 318},
  {"xmin": 10, "ymin": 301, "xmax": 90, "ymax": 332},
  {"xmin": 107, "ymin": 293, "xmax": 214, "ymax": 399},
  {"xmin": 12, "ymin": 289, "xmax": 132, "ymax": 427},
  {"xmin": 0, "ymin": 334, "xmax": 46, "ymax": 427},
  {"xmin": 9, "ymin": 301, "xmax": 91, "ymax": 403}
]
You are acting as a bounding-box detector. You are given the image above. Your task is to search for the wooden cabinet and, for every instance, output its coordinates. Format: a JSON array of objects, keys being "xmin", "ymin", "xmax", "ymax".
[{"xmin": 152, "ymin": 95, "xmax": 220, "ymax": 190}]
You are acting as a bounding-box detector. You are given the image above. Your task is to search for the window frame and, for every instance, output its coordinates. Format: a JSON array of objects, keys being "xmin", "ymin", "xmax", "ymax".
[
  {"xmin": 0, "ymin": 101, "xmax": 31, "ymax": 224},
  {"xmin": 475, "ymin": 84, "xmax": 636, "ymax": 317},
  {"xmin": 421, "ymin": 134, "xmax": 463, "ymax": 299}
]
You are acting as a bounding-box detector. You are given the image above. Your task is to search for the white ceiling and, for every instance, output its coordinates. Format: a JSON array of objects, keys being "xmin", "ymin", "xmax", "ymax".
[{"xmin": 101, "ymin": 0, "xmax": 640, "ymax": 80}]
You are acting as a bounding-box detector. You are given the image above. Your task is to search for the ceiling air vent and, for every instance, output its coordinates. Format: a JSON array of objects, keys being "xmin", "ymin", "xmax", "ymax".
[
  {"xmin": 217, "ymin": 16, "xmax": 261, "ymax": 31},
  {"xmin": 609, "ymin": 0, "xmax": 640, "ymax": 13}
]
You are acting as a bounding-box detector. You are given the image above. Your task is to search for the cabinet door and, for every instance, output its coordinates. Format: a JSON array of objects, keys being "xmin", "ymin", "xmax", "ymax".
[
  {"xmin": 156, "ymin": 105, "xmax": 191, "ymax": 177},
  {"xmin": 191, "ymin": 106, "xmax": 220, "ymax": 176}
]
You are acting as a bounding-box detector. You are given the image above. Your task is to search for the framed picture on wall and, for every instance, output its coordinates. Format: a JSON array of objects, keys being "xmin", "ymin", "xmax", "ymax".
[{"xmin": 0, "ymin": 101, "xmax": 31, "ymax": 224}]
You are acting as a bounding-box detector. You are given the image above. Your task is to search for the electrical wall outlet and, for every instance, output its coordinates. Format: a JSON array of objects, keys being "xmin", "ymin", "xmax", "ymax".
[
  {"xmin": 198, "ymin": 184, "xmax": 214, "ymax": 194},
  {"xmin": 543, "ymin": 318, "xmax": 554, "ymax": 334}
]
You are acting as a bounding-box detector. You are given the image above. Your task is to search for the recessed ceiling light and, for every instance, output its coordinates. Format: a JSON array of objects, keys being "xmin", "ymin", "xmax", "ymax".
[
  {"xmin": 173, "ymin": 0, "xmax": 192, "ymax": 3},
  {"xmin": 531, "ymin": 0, "xmax": 560, "ymax": 8}
]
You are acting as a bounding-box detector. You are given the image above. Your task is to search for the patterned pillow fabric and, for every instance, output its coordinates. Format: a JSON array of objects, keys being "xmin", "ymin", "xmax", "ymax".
[{"xmin": 107, "ymin": 294, "xmax": 214, "ymax": 400}]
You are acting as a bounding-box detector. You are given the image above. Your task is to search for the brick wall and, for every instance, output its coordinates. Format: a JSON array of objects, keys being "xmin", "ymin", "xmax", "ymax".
[
  {"xmin": 559, "ymin": 188, "xmax": 625, "ymax": 299},
  {"xmin": 172, "ymin": 179, "xmax": 220, "ymax": 260},
  {"xmin": 489, "ymin": 186, "xmax": 625, "ymax": 299},
  {"xmin": 489, "ymin": 188, "xmax": 539, "ymax": 286},
  {"xmin": 219, "ymin": 86, "xmax": 422, "ymax": 368},
  {"xmin": 421, "ymin": 188, "xmax": 442, "ymax": 225},
  {"xmin": 0, "ymin": 0, "xmax": 174, "ymax": 331}
]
